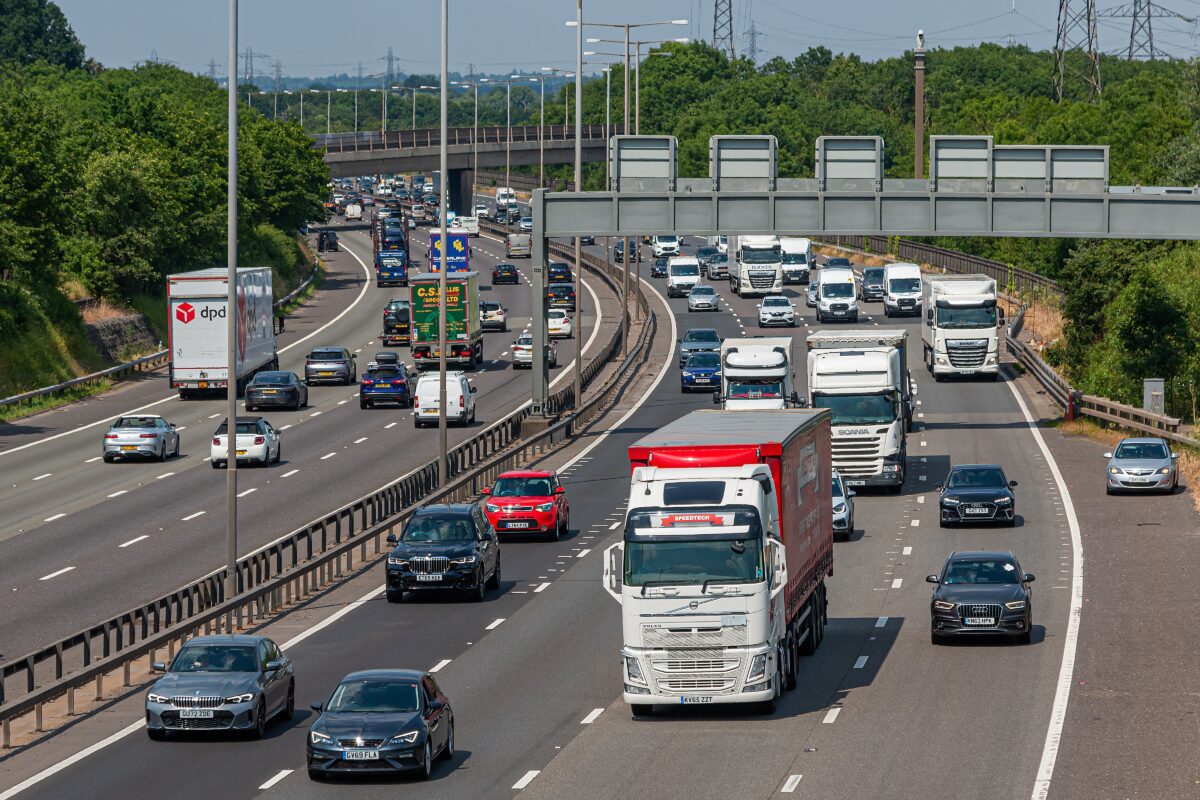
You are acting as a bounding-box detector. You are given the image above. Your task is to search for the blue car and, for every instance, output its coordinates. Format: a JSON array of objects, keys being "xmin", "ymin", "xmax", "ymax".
[
  {"xmin": 680, "ymin": 352, "xmax": 721, "ymax": 392},
  {"xmin": 360, "ymin": 365, "xmax": 414, "ymax": 409}
]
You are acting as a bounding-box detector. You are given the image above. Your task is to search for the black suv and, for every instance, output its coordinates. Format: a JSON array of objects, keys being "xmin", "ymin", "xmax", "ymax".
[
  {"xmin": 859, "ymin": 266, "xmax": 886, "ymax": 302},
  {"xmin": 492, "ymin": 263, "xmax": 519, "ymax": 285},
  {"xmin": 938, "ymin": 464, "xmax": 1018, "ymax": 527},
  {"xmin": 927, "ymin": 551, "xmax": 1035, "ymax": 644},
  {"xmin": 546, "ymin": 283, "xmax": 576, "ymax": 311},
  {"xmin": 384, "ymin": 503, "xmax": 501, "ymax": 603},
  {"xmin": 317, "ymin": 231, "xmax": 339, "ymax": 252},
  {"xmin": 650, "ymin": 256, "xmax": 669, "ymax": 278}
]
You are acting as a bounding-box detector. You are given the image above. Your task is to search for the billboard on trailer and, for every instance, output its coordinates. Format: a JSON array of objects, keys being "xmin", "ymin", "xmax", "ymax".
[{"xmin": 428, "ymin": 232, "xmax": 469, "ymax": 272}]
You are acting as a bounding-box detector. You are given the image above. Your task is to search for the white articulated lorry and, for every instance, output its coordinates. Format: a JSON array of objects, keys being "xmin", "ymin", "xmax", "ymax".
[
  {"xmin": 604, "ymin": 409, "xmax": 833, "ymax": 716},
  {"xmin": 921, "ymin": 274, "xmax": 1000, "ymax": 381},
  {"xmin": 716, "ymin": 337, "xmax": 800, "ymax": 410},
  {"xmin": 806, "ymin": 329, "xmax": 912, "ymax": 492},
  {"xmin": 729, "ymin": 235, "xmax": 783, "ymax": 297},
  {"xmin": 168, "ymin": 267, "xmax": 277, "ymax": 399}
]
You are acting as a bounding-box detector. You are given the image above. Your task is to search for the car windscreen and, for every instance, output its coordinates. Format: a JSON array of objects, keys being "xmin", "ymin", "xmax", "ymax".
[
  {"xmin": 401, "ymin": 516, "xmax": 476, "ymax": 542},
  {"xmin": 691, "ymin": 287, "xmax": 715, "ymax": 296},
  {"xmin": 624, "ymin": 526, "xmax": 763, "ymax": 586},
  {"xmin": 115, "ymin": 417, "xmax": 161, "ymax": 428},
  {"xmin": 684, "ymin": 329, "xmax": 719, "ymax": 343},
  {"xmin": 946, "ymin": 467, "xmax": 1007, "ymax": 489},
  {"xmin": 251, "ymin": 373, "xmax": 291, "ymax": 385},
  {"xmin": 709, "ymin": 253, "xmax": 728, "ymax": 263},
  {"xmin": 936, "ymin": 305, "xmax": 997, "ymax": 328},
  {"xmin": 943, "ymin": 559, "xmax": 1020, "ymax": 585},
  {"xmin": 889, "ymin": 277, "xmax": 921, "ymax": 293},
  {"xmin": 325, "ymin": 680, "xmax": 420, "ymax": 713},
  {"xmin": 170, "ymin": 645, "xmax": 258, "ymax": 673},
  {"xmin": 686, "ymin": 352, "xmax": 720, "ymax": 369},
  {"xmin": 671, "ymin": 264, "xmax": 700, "ymax": 276},
  {"xmin": 1114, "ymin": 442, "xmax": 1168, "ymax": 460},
  {"xmin": 492, "ymin": 477, "xmax": 553, "ymax": 497},
  {"xmin": 763, "ymin": 297, "xmax": 789, "ymax": 306},
  {"xmin": 825, "ymin": 258, "xmax": 851, "ymax": 267},
  {"xmin": 821, "ymin": 283, "xmax": 854, "ymax": 298},
  {"xmin": 811, "ymin": 393, "xmax": 896, "ymax": 424},
  {"xmin": 697, "ymin": 247, "xmax": 718, "ymax": 257},
  {"xmin": 309, "ymin": 350, "xmax": 345, "ymax": 361},
  {"xmin": 656, "ymin": 236, "xmax": 678, "ymax": 244},
  {"xmin": 783, "ymin": 253, "xmax": 808, "ymax": 264}
]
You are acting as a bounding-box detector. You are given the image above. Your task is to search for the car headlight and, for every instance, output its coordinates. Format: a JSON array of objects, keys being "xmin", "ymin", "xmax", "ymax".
[
  {"xmin": 225, "ymin": 693, "xmax": 255, "ymax": 704},
  {"xmin": 451, "ymin": 555, "xmax": 477, "ymax": 565},
  {"xmin": 933, "ymin": 600, "xmax": 956, "ymax": 611},
  {"xmin": 625, "ymin": 655, "xmax": 646, "ymax": 685},
  {"xmin": 681, "ymin": 371, "xmax": 692, "ymax": 377},
  {"xmin": 1158, "ymin": 466, "xmax": 1172, "ymax": 474},
  {"xmin": 387, "ymin": 556, "xmax": 408, "ymax": 567},
  {"xmin": 941, "ymin": 497, "xmax": 960, "ymax": 506},
  {"xmin": 993, "ymin": 497, "xmax": 1012, "ymax": 505},
  {"xmin": 485, "ymin": 503, "xmax": 500, "ymax": 513},
  {"xmin": 535, "ymin": 502, "xmax": 555, "ymax": 513},
  {"xmin": 389, "ymin": 731, "xmax": 420, "ymax": 744},
  {"xmin": 1005, "ymin": 600, "xmax": 1027, "ymax": 610},
  {"xmin": 147, "ymin": 693, "xmax": 170, "ymax": 704},
  {"xmin": 310, "ymin": 730, "xmax": 333, "ymax": 745},
  {"xmin": 1108, "ymin": 466, "xmax": 1120, "ymax": 475},
  {"xmin": 746, "ymin": 653, "xmax": 768, "ymax": 683},
  {"xmin": 833, "ymin": 503, "xmax": 846, "ymax": 514}
]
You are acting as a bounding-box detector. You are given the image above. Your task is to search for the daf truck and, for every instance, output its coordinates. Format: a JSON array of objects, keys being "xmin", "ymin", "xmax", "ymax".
[
  {"xmin": 806, "ymin": 329, "xmax": 913, "ymax": 491},
  {"xmin": 168, "ymin": 267, "xmax": 277, "ymax": 399},
  {"xmin": 730, "ymin": 235, "xmax": 783, "ymax": 297},
  {"xmin": 604, "ymin": 409, "xmax": 833, "ymax": 716},
  {"xmin": 409, "ymin": 271, "xmax": 484, "ymax": 370},
  {"xmin": 921, "ymin": 274, "xmax": 1000, "ymax": 381},
  {"xmin": 716, "ymin": 337, "xmax": 800, "ymax": 410}
]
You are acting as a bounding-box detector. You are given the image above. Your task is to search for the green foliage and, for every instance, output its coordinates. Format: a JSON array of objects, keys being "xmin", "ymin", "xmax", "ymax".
[{"xmin": 0, "ymin": 0, "xmax": 84, "ymax": 70}]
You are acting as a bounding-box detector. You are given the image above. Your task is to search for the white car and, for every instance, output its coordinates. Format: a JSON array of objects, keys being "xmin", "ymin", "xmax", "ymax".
[
  {"xmin": 548, "ymin": 308, "xmax": 572, "ymax": 339},
  {"xmin": 757, "ymin": 295, "xmax": 796, "ymax": 327},
  {"xmin": 413, "ymin": 371, "xmax": 476, "ymax": 427},
  {"xmin": 209, "ymin": 416, "xmax": 280, "ymax": 469},
  {"xmin": 512, "ymin": 334, "xmax": 558, "ymax": 368},
  {"xmin": 479, "ymin": 300, "xmax": 509, "ymax": 331},
  {"xmin": 458, "ymin": 216, "xmax": 481, "ymax": 236},
  {"xmin": 474, "ymin": 203, "xmax": 491, "ymax": 220}
]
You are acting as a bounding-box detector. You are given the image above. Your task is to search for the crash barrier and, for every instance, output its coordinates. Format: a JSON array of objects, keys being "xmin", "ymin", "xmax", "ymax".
[
  {"xmin": 0, "ymin": 265, "xmax": 321, "ymax": 414},
  {"xmin": 0, "ymin": 240, "xmax": 651, "ymax": 748}
]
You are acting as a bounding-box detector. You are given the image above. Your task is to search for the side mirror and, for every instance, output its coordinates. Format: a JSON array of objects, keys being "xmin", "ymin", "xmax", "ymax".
[
  {"xmin": 152, "ymin": 661, "xmax": 166, "ymax": 672},
  {"xmin": 755, "ymin": 304, "xmax": 761, "ymax": 309},
  {"xmin": 470, "ymin": 386, "xmax": 478, "ymax": 394},
  {"xmin": 847, "ymin": 490, "xmax": 856, "ymax": 498},
  {"xmin": 310, "ymin": 702, "xmax": 323, "ymax": 712},
  {"xmin": 481, "ymin": 487, "xmax": 491, "ymax": 495},
  {"xmin": 1024, "ymin": 573, "xmax": 1036, "ymax": 582},
  {"xmin": 351, "ymin": 354, "xmax": 357, "ymax": 359},
  {"xmin": 935, "ymin": 483, "xmax": 944, "ymax": 491},
  {"xmin": 1172, "ymin": 452, "xmax": 1180, "ymax": 460},
  {"xmin": 169, "ymin": 423, "xmax": 177, "ymax": 429},
  {"xmin": 1009, "ymin": 480, "xmax": 1018, "ymax": 488},
  {"xmin": 555, "ymin": 486, "xmax": 565, "ymax": 494},
  {"xmin": 428, "ymin": 699, "xmax": 445, "ymax": 712},
  {"xmin": 386, "ymin": 533, "xmax": 398, "ymax": 546},
  {"xmin": 925, "ymin": 574, "xmax": 940, "ymax": 584},
  {"xmin": 265, "ymin": 659, "xmax": 285, "ymax": 672},
  {"xmin": 1103, "ymin": 452, "xmax": 1113, "ymax": 459}
]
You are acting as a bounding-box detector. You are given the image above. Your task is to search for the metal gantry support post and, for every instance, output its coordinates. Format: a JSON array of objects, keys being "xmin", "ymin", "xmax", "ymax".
[
  {"xmin": 224, "ymin": 0, "xmax": 240, "ymax": 603},
  {"xmin": 531, "ymin": 191, "xmax": 550, "ymax": 415},
  {"xmin": 573, "ymin": 0, "xmax": 583, "ymax": 412},
  {"xmin": 437, "ymin": 0, "xmax": 449, "ymax": 483}
]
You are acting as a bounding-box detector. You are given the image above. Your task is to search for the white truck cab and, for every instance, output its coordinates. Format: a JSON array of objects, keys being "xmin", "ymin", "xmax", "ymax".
[
  {"xmin": 718, "ymin": 338, "xmax": 799, "ymax": 409},
  {"xmin": 666, "ymin": 256, "xmax": 702, "ymax": 297},
  {"xmin": 816, "ymin": 268, "xmax": 859, "ymax": 323},
  {"xmin": 921, "ymin": 275, "xmax": 1000, "ymax": 380},
  {"xmin": 883, "ymin": 263, "xmax": 922, "ymax": 317},
  {"xmin": 731, "ymin": 235, "xmax": 783, "ymax": 297}
]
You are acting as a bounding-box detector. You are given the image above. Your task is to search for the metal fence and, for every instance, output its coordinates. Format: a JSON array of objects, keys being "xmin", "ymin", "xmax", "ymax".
[
  {"xmin": 315, "ymin": 124, "xmax": 619, "ymax": 155},
  {"xmin": 0, "ymin": 241, "xmax": 649, "ymax": 746}
]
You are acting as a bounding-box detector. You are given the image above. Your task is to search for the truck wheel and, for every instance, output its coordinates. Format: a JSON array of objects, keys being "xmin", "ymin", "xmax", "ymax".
[
  {"xmin": 630, "ymin": 704, "xmax": 653, "ymax": 719},
  {"xmin": 799, "ymin": 600, "xmax": 819, "ymax": 656}
]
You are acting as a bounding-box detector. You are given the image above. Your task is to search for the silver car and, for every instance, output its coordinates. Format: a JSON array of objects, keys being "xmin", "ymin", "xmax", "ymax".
[
  {"xmin": 145, "ymin": 634, "xmax": 295, "ymax": 740},
  {"xmin": 687, "ymin": 285, "xmax": 720, "ymax": 312},
  {"xmin": 678, "ymin": 328, "xmax": 722, "ymax": 367},
  {"xmin": 1105, "ymin": 437, "xmax": 1180, "ymax": 494},
  {"xmin": 103, "ymin": 415, "xmax": 180, "ymax": 462},
  {"xmin": 806, "ymin": 280, "xmax": 819, "ymax": 308},
  {"xmin": 305, "ymin": 347, "xmax": 357, "ymax": 385},
  {"xmin": 832, "ymin": 469, "xmax": 856, "ymax": 541}
]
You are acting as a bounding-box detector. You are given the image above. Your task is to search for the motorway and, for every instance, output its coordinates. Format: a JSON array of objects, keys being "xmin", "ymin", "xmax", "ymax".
[
  {"xmin": 1, "ymin": 232, "xmax": 1194, "ymax": 800},
  {"xmin": 0, "ymin": 222, "xmax": 616, "ymax": 660}
]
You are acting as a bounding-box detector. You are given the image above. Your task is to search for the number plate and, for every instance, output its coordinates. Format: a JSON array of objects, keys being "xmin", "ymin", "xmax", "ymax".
[
  {"xmin": 958, "ymin": 369, "xmax": 977, "ymax": 375},
  {"xmin": 963, "ymin": 507, "xmax": 990, "ymax": 515},
  {"xmin": 692, "ymin": 378, "xmax": 710, "ymax": 384},
  {"xmin": 845, "ymin": 479, "xmax": 866, "ymax": 486},
  {"xmin": 121, "ymin": 445, "xmax": 138, "ymax": 451},
  {"xmin": 319, "ymin": 371, "xmax": 333, "ymax": 376},
  {"xmin": 343, "ymin": 750, "xmax": 380, "ymax": 760},
  {"xmin": 261, "ymin": 389, "xmax": 277, "ymax": 394},
  {"xmin": 236, "ymin": 450, "xmax": 247, "ymax": 456},
  {"xmin": 178, "ymin": 709, "xmax": 214, "ymax": 719},
  {"xmin": 1125, "ymin": 476, "xmax": 1151, "ymax": 483},
  {"xmin": 833, "ymin": 311, "xmax": 845, "ymax": 315},
  {"xmin": 505, "ymin": 521, "xmax": 533, "ymax": 529},
  {"xmin": 965, "ymin": 617, "xmax": 995, "ymax": 626},
  {"xmin": 415, "ymin": 574, "xmax": 442, "ymax": 582},
  {"xmin": 680, "ymin": 696, "xmax": 714, "ymax": 704}
]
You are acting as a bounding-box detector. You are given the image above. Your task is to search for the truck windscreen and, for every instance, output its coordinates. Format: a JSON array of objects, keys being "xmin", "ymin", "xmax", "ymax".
[
  {"xmin": 624, "ymin": 507, "xmax": 764, "ymax": 587},
  {"xmin": 740, "ymin": 248, "xmax": 781, "ymax": 264},
  {"xmin": 782, "ymin": 253, "xmax": 807, "ymax": 264},
  {"xmin": 936, "ymin": 305, "xmax": 996, "ymax": 329},
  {"xmin": 726, "ymin": 381, "xmax": 782, "ymax": 399},
  {"xmin": 812, "ymin": 393, "xmax": 896, "ymax": 425}
]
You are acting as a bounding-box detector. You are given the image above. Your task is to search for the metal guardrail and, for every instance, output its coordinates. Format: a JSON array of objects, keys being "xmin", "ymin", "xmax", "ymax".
[
  {"xmin": 315, "ymin": 124, "xmax": 620, "ymax": 155},
  {"xmin": 0, "ymin": 266, "xmax": 322, "ymax": 414},
  {"xmin": 0, "ymin": 241, "xmax": 648, "ymax": 746}
]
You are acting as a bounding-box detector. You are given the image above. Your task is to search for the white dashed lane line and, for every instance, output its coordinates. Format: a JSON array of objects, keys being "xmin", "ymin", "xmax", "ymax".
[
  {"xmin": 353, "ymin": 437, "xmax": 368, "ymax": 444},
  {"xmin": 258, "ymin": 769, "xmax": 292, "ymax": 790},
  {"xmin": 822, "ymin": 708, "xmax": 841, "ymax": 724},
  {"xmin": 580, "ymin": 708, "xmax": 604, "ymax": 724},
  {"xmin": 155, "ymin": 472, "xmax": 174, "ymax": 480},
  {"xmin": 782, "ymin": 774, "xmax": 803, "ymax": 793},
  {"xmin": 181, "ymin": 511, "xmax": 206, "ymax": 521},
  {"xmin": 875, "ymin": 616, "xmax": 889, "ymax": 628},
  {"xmin": 39, "ymin": 566, "xmax": 74, "ymax": 581},
  {"xmin": 513, "ymin": 771, "xmax": 540, "ymax": 790},
  {"xmin": 385, "ymin": 422, "xmax": 398, "ymax": 429},
  {"xmin": 485, "ymin": 618, "xmax": 505, "ymax": 630},
  {"xmin": 32, "ymin": 473, "xmax": 51, "ymax": 481},
  {"xmin": 320, "ymin": 452, "xmax": 337, "ymax": 460},
  {"xmin": 281, "ymin": 469, "xmax": 299, "ymax": 478},
  {"xmin": 429, "ymin": 659, "xmax": 452, "ymax": 673},
  {"xmin": 903, "ymin": 546, "xmax": 913, "ymax": 555},
  {"xmin": 853, "ymin": 656, "xmax": 869, "ymax": 669},
  {"xmin": 576, "ymin": 549, "xmax": 591, "ymax": 558},
  {"xmin": 534, "ymin": 582, "xmax": 551, "ymax": 593},
  {"xmin": 891, "ymin": 578, "xmax": 903, "ymax": 589},
  {"xmin": 107, "ymin": 490, "xmax": 127, "ymax": 498},
  {"xmin": 119, "ymin": 535, "xmax": 149, "ymax": 549},
  {"xmin": 237, "ymin": 488, "xmax": 257, "ymax": 498},
  {"xmin": 85, "ymin": 456, "xmax": 102, "ymax": 463},
  {"xmin": 44, "ymin": 513, "xmax": 66, "ymax": 522}
]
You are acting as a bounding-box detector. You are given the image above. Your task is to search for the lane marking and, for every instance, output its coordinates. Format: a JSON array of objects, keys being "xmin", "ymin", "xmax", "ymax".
[
  {"xmin": 534, "ymin": 582, "xmax": 551, "ymax": 593},
  {"xmin": 917, "ymin": 496, "xmax": 925, "ymax": 504},
  {"xmin": 44, "ymin": 513, "xmax": 65, "ymax": 522},
  {"xmin": 107, "ymin": 490, "xmax": 127, "ymax": 498},
  {"xmin": 282, "ymin": 583, "xmax": 381, "ymax": 650},
  {"xmin": 85, "ymin": 456, "xmax": 102, "ymax": 463},
  {"xmin": 353, "ymin": 437, "xmax": 368, "ymax": 444},
  {"xmin": 207, "ymin": 413, "xmax": 220, "ymax": 419},
  {"xmin": 782, "ymin": 774, "xmax": 803, "ymax": 793},
  {"xmin": 576, "ymin": 549, "xmax": 591, "ymax": 558},
  {"xmin": 608, "ymin": 521, "xmax": 621, "ymax": 530},
  {"xmin": 281, "ymin": 469, "xmax": 300, "ymax": 478},
  {"xmin": 903, "ymin": 546, "xmax": 913, "ymax": 555},
  {"xmin": 910, "ymin": 519, "xmax": 920, "ymax": 527},
  {"xmin": 875, "ymin": 616, "xmax": 888, "ymax": 628},
  {"xmin": 822, "ymin": 708, "xmax": 841, "ymax": 724},
  {"xmin": 155, "ymin": 472, "xmax": 174, "ymax": 480},
  {"xmin": 430, "ymin": 659, "xmax": 452, "ymax": 673},
  {"xmin": 279, "ymin": 424, "xmax": 293, "ymax": 431},
  {"xmin": 581, "ymin": 708, "xmax": 605, "ymax": 724},
  {"xmin": 385, "ymin": 422, "xmax": 398, "ymax": 429},
  {"xmin": 486, "ymin": 618, "xmax": 505, "ymax": 630},
  {"xmin": 0, "ymin": 719, "xmax": 145, "ymax": 800},
  {"xmin": 513, "ymin": 771, "xmax": 540, "ymax": 790},
  {"xmin": 920, "ymin": 440, "xmax": 927, "ymax": 447},
  {"xmin": 237, "ymin": 487, "xmax": 257, "ymax": 498},
  {"xmin": 310, "ymin": 411, "xmax": 323, "ymax": 417},
  {"xmin": 337, "ymin": 400, "xmax": 349, "ymax": 405},
  {"xmin": 119, "ymin": 535, "xmax": 149, "ymax": 548},
  {"xmin": 258, "ymin": 770, "xmax": 293, "ymax": 790},
  {"xmin": 853, "ymin": 656, "xmax": 869, "ymax": 669},
  {"xmin": 181, "ymin": 511, "xmax": 206, "ymax": 521},
  {"xmin": 320, "ymin": 452, "xmax": 337, "ymax": 460},
  {"xmin": 39, "ymin": 566, "xmax": 74, "ymax": 581},
  {"xmin": 32, "ymin": 473, "xmax": 51, "ymax": 481},
  {"xmin": 891, "ymin": 578, "xmax": 903, "ymax": 589}
]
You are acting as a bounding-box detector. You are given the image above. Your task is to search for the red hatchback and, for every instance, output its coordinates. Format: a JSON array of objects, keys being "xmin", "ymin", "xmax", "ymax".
[{"xmin": 482, "ymin": 470, "xmax": 570, "ymax": 539}]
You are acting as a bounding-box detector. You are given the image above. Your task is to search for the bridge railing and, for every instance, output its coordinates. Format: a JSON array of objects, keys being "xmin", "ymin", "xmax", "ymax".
[{"xmin": 315, "ymin": 124, "xmax": 621, "ymax": 154}]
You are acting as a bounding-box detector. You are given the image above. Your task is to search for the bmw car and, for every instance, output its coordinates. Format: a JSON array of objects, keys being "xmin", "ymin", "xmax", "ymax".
[
  {"xmin": 482, "ymin": 470, "xmax": 570, "ymax": 538},
  {"xmin": 307, "ymin": 669, "xmax": 454, "ymax": 780},
  {"xmin": 927, "ymin": 551, "xmax": 1035, "ymax": 644},
  {"xmin": 937, "ymin": 464, "xmax": 1017, "ymax": 527},
  {"xmin": 680, "ymin": 352, "xmax": 721, "ymax": 392},
  {"xmin": 1105, "ymin": 437, "xmax": 1180, "ymax": 494},
  {"xmin": 384, "ymin": 503, "xmax": 502, "ymax": 603},
  {"xmin": 145, "ymin": 635, "xmax": 294, "ymax": 739},
  {"xmin": 102, "ymin": 415, "xmax": 180, "ymax": 462}
]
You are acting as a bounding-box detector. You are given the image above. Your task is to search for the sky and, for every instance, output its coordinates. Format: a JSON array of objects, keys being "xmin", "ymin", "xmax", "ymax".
[{"xmin": 52, "ymin": 0, "xmax": 1200, "ymax": 79}]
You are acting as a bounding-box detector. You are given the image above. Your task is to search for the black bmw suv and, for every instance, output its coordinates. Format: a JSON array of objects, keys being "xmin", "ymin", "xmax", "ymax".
[
  {"xmin": 385, "ymin": 504, "xmax": 501, "ymax": 603},
  {"xmin": 937, "ymin": 464, "xmax": 1017, "ymax": 527},
  {"xmin": 927, "ymin": 551, "xmax": 1035, "ymax": 644}
]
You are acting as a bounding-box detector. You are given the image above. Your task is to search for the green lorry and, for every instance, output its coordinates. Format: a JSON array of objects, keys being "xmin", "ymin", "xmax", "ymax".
[{"xmin": 409, "ymin": 271, "xmax": 484, "ymax": 370}]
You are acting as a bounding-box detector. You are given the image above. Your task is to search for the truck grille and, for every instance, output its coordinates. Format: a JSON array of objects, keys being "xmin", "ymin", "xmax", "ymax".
[
  {"xmin": 170, "ymin": 696, "xmax": 223, "ymax": 708},
  {"xmin": 947, "ymin": 340, "xmax": 988, "ymax": 368},
  {"xmin": 661, "ymin": 678, "xmax": 734, "ymax": 691},
  {"xmin": 748, "ymin": 272, "xmax": 776, "ymax": 289},
  {"xmin": 409, "ymin": 556, "xmax": 450, "ymax": 574},
  {"xmin": 642, "ymin": 624, "xmax": 748, "ymax": 648},
  {"xmin": 655, "ymin": 658, "xmax": 740, "ymax": 673},
  {"xmin": 831, "ymin": 435, "xmax": 884, "ymax": 476},
  {"xmin": 829, "ymin": 303, "xmax": 849, "ymax": 312}
]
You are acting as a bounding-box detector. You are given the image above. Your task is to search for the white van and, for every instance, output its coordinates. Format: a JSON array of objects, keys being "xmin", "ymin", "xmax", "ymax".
[
  {"xmin": 496, "ymin": 187, "xmax": 517, "ymax": 206},
  {"xmin": 344, "ymin": 203, "xmax": 362, "ymax": 220},
  {"xmin": 666, "ymin": 256, "xmax": 702, "ymax": 298},
  {"xmin": 413, "ymin": 371, "xmax": 477, "ymax": 428},
  {"xmin": 816, "ymin": 268, "xmax": 859, "ymax": 323},
  {"xmin": 652, "ymin": 235, "xmax": 681, "ymax": 258},
  {"xmin": 707, "ymin": 235, "xmax": 729, "ymax": 253},
  {"xmin": 883, "ymin": 262, "xmax": 923, "ymax": 317},
  {"xmin": 779, "ymin": 237, "xmax": 813, "ymax": 284}
]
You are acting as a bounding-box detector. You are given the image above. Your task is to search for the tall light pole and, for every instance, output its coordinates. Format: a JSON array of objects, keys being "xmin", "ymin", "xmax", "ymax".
[
  {"xmin": 437, "ymin": 0, "xmax": 449, "ymax": 484},
  {"xmin": 573, "ymin": 0, "xmax": 583, "ymax": 414},
  {"xmin": 409, "ymin": 85, "xmax": 438, "ymax": 132},
  {"xmin": 225, "ymin": 0, "xmax": 239, "ymax": 602},
  {"xmin": 452, "ymin": 81, "xmax": 481, "ymax": 207}
]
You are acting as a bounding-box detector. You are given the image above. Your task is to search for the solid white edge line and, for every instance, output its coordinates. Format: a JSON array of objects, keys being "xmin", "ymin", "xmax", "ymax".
[
  {"xmin": 781, "ymin": 774, "xmax": 803, "ymax": 793},
  {"xmin": 513, "ymin": 770, "xmax": 540, "ymax": 790},
  {"xmin": 0, "ymin": 719, "xmax": 146, "ymax": 800},
  {"xmin": 1012, "ymin": 379, "xmax": 1083, "ymax": 800},
  {"xmin": 429, "ymin": 659, "xmax": 452, "ymax": 673},
  {"xmin": 280, "ymin": 584, "xmax": 383, "ymax": 651},
  {"xmin": 258, "ymin": 769, "xmax": 293, "ymax": 790},
  {"xmin": 580, "ymin": 708, "xmax": 604, "ymax": 724},
  {"xmin": 43, "ymin": 513, "xmax": 66, "ymax": 522},
  {"xmin": 0, "ymin": 239, "xmax": 373, "ymax": 459}
]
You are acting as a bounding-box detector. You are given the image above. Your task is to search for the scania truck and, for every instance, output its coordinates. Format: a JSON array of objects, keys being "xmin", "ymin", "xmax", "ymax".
[
  {"xmin": 729, "ymin": 235, "xmax": 783, "ymax": 297},
  {"xmin": 168, "ymin": 267, "xmax": 277, "ymax": 399},
  {"xmin": 716, "ymin": 337, "xmax": 800, "ymax": 410},
  {"xmin": 921, "ymin": 274, "xmax": 1000, "ymax": 381},
  {"xmin": 806, "ymin": 329, "xmax": 913, "ymax": 491},
  {"xmin": 604, "ymin": 410, "xmax": 833, "ymax": 716}
]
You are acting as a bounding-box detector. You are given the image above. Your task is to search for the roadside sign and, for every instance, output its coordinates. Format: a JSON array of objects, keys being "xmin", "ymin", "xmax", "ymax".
[{"xmin": 428, "ymin": 233, "xmax": 469, "ymax": 272}]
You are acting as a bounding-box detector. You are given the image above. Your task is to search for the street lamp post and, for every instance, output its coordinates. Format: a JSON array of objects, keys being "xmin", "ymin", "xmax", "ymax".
[
  {"xmin": 225, "ymin": 0, "xmax": 239, "ymax": 602},
  {"xmin": 452, "ymin": 81, "xmax": 481, "ymax": 208},
  {"xmin": 437, "ymin": 0, "xmax": 449, "ymax": 485},
  {"xmin": 573, "ymin": 0, "xmax": 583, "ymax": 415}
]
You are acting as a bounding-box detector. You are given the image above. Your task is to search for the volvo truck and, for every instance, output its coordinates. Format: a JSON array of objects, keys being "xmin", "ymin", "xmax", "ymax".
[
  {"xmin": 921, "ymin": 274, "xmax": 1000, "ymax": 381},
  {"xmin": 604, "ymin": 410, "xmax": 833, "ymax": 716},
  {"xmin": 716, "ymin": 337, "xmax": 800, "ymax": 410},
  {"xmin": 806, "ymin": 329, "xmax": 912, "ymax": 491},
  {"xmin": 730, "ymin": 235, "xmax": 783, "ymax": 297}
]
